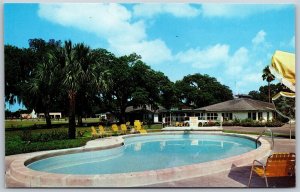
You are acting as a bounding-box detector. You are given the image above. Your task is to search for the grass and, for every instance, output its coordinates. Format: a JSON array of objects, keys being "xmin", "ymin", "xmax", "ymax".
[
  {"xmin": 5, "ymin": 127, "xmax": 93, "ymax": 156},
  {"xmin": 5, "ymin": 122, "xmax": 163, "ymax": 156},
  {"xmin": 5, "ymin": 118, "xmax": 101, "ymax": 129},
  {"xmin": 5, "ymin": 119, "xmax": 67, "ymax": 129},
  {"xmin": 5, "ymin": 118, "xmax": 161, "ymax": 129}
]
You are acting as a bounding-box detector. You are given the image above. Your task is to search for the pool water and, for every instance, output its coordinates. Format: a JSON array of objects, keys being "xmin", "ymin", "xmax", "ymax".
[{"xmin": 27, "ymin": 134, "xmax": 258, "ymax": 175}]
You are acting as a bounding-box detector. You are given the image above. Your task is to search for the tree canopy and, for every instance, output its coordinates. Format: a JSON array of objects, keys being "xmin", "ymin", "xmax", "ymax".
[
  {"xmin": 248, "ymin": 83, "xmax": 295, "ymax": 121},
  {"xmin": 5, "ymin": 38, "xmax": 235, "ymax": 137},
  {"xmin": 174, "ymin": 74, "xmax": 233, "ymax": 108}
]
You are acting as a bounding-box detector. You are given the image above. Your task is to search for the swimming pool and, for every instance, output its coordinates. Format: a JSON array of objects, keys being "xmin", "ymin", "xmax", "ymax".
[
  {"xmin": 8, "ymin": 133, "xmax": 271, "ymax": 187},
  {"xmin": 27, "ymin": 134, "xmax": 258, "ymax": 175}
]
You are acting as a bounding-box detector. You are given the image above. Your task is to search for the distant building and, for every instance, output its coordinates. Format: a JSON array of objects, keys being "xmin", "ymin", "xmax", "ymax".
[
  {"xmin": 125, "ymin": 105, "xmax": 165, "ymax": 123},
  {"xmin": 195, "ymin": 97, "xmax": 276, "ymax": 122},
  {"xmin": 30, "ymin": 109, "xmax": 37, "ymax": 118},
  {"xmin": 38, "ymin": 112, "xmax": 62, "ymax": 119},
  {"xmin": 159, "ymin": 96, "xmax": 276, "ymax": 124},
  {"xmin": 20, "ymin": 109, "xmax": 37, "ymax": 119}
]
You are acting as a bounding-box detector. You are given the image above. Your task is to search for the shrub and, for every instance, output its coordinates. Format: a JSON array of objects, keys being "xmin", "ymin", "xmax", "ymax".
[
  {"xmin": 20, "ymin": 128, "xmax": 32, "ymax": 141},
  {"xmin": 241, "ymin": 118, "xmax": 253, "ymax": 123},
  {"xmin": 77, "ymin": 130, "xmax": 87, "ymax": 137},
  {"xmin": 203, "ymin": 121, "xmax": 219, "ymax": 126},
  {"xmin": 241, "ymin": 121, "xmax": 264, "ymax": 127},
  {"xmin": 30, "ymin": 130, "xmax": 69, "ymax": 142},
  {"xmin": 222, "ymin": 119, "xmax": 284, "ymax": 127},
  {"xmin": 222, "ymin": 121, "xmax": 235, "ymax": 126},
  {"xmin": 265, "ymin": 121, "xmax": 284, "ymax": 127}
]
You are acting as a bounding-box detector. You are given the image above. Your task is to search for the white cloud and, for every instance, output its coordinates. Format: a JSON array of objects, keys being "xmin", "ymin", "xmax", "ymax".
[
  {"xmin": 38, "ymin": 4, "xmax": 172, "ymax": 65},
  {"xmin": 133, "ymin": 3, "xmax": 201, "ymax": 18},
  {"xmin": 252, "ymin": 30, "xmax": 266, "ymax": 46},
  {"xmin": 175, "ymin": 44, "xmax": 250, "ymax": 74},
  {"xmin": 201, "ymin": 4, "xmax": 288, "ymax": 18},
  {"xmin": 109, "ymin": 39, "xmax": 172, "ymax": 65},
  {"xmin": 236, "ymin": 72, "xmax": 263, "ymax": 93},
  {"xmin": 225, "ymin": 47, "xmax": 249, "ymax": 75},
  {"xmin": 175, "ymin": 44, "xmax": 229, "ymax": 69}
]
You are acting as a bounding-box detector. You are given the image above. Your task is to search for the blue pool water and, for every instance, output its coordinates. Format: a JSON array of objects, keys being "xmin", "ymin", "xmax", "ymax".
[{"xmin": 27, "ymin": 134, "xmax": 258, "ymax": 175}]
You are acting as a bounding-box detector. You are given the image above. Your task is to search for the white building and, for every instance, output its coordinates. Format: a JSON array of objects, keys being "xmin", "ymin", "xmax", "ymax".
[
  {"xmin": 160, "ymin": 97, "xmax": 276, "ymax": 125},
  {"xmin": 30, "ymin": 109, "xmax": 37, "ymax": 118},
  {"xmin": 195, "ymin": 97, "xmax": 276, "ymax": 122},
  {"xmin": 38, "ymin": 112, "xmax": 62, "ymax": 119}
]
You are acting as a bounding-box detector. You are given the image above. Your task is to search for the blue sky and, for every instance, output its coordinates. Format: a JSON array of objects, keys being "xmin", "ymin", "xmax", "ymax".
[{"xmin": 4, "ymin": 3, "xmax": 295, "ymax": 111}]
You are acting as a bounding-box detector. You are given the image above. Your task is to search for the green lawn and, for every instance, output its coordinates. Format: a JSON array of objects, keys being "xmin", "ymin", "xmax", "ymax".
[
  {"xmin": 5, "ymin": 118, "xmax": 100, "ymax": 129},
  {"xmin": 5, "ymin": 121, "xmax": 163, "ymax": 156}
]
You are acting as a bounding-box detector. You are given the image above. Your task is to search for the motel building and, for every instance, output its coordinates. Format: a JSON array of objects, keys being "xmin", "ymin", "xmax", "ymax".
[{"xmin": 160, "ymin": 95, "xmax": 276, "ymax": 125}]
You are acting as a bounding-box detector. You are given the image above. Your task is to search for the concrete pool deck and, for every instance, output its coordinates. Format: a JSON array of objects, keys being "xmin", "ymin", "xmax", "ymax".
[
  {"xmin": 5, "ymin": 132, "xmax": 294, "ymax": 188},
  {"xmin": 145, "ymin": 137, "xmax": 296, "ymax": 188}
]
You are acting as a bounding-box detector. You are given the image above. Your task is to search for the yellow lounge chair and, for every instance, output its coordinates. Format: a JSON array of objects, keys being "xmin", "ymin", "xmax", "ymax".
[
  {"xmin": 175, "ymin": 122, "xmax": 183, "ymax": 127},
  {"xmin": 248, "ymin": 153, "xmax": 296, "ymax": 187},
  {"xmin": 111, "ymin": 124, "xmax": 120, "ymax": 135},
  {"xmin": 98, "ymin": 125, "xmax": 108, "ymax": 137},
  {"xmin": 91, "ymin": 126, "xmax": 99, "ymax": 138},
  {"xmin": 134, "ymin": 120, "xmax": 147, "ymax": 134},
  {"xmin": 120, "ymin": 124, "xmax": 127, "ymax": 134}
]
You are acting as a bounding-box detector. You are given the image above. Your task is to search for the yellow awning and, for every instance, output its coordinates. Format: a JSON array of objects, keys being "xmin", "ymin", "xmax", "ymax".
[
  {"xmin": 269, "ymin": 50, "xmax": 295, "ymax": 92},
  {"xmin": 272, "ymin": 91, "xmax": 296, "ymax": 101}
]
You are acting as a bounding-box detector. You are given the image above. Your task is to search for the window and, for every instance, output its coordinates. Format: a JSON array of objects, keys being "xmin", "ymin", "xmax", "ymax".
[
  {"xmin": 258, "ymin": 112, "xmax": 262, "ymax": 120},
  {"xmin": 198, "ymin": 113, "xmax": 205, "ymax": 120},
  {"xmin": 207, "ymin": 113, "xmax": 218, "ymax": 120},
  {"xmin": 222, "ymin": 113, "xmax": 233, "ymax": 121},
  {"xmin": 248, "ymin": 112, "xmax": 257, "ymax": 120},
  {"xmin": 248, "ymin": 112, "xmax": 251, "ymax": 119},
  {"xmin": 252, "ymin": 112, "xmax": 256, "ymax": 120}
]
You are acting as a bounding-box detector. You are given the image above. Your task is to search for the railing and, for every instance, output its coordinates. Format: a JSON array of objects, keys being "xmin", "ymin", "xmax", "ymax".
[{"xmin": 256, "ymin": 128, "xmax": 274, "ymax": 150}]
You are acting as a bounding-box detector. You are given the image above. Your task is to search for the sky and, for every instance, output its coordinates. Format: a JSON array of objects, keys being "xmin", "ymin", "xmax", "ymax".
[{"xmin": 4, "ymin": 3, "xmax": 295, "ymax": 112}]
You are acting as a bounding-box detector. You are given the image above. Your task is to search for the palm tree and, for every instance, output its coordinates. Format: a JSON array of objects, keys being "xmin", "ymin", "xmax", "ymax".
[
  {"xmin": 60, "ymin": 41, "xmax": 82, "ymax": 139},
  {"xmin": 262, "ymin": 66, "xmax": 275, "ymax": 103},
  {"xmin": 61, "ymin": 41, "xmax": 109, "ymax": 139},
  {"xmin": 24, "ymin": 40, "xmax": 63, "ymax": 128},
  {"xmin": 26, "ymin": 51, "xmax": 61, "ymax": 128}
]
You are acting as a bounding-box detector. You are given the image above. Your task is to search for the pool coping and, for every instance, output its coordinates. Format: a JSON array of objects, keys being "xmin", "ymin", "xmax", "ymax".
[{"xmin": 5, "ymin": 132, "xmax": 271, "ymax": 187}]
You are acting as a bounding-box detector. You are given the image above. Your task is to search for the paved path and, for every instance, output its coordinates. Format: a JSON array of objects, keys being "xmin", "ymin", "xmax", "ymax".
[
  {"xmin": 223, "ymin": 123, "xmax": 295, "ymax": 137},
  {"xmin": 145, "ymin": 137, "xmax": 296, "ymax": 188}
]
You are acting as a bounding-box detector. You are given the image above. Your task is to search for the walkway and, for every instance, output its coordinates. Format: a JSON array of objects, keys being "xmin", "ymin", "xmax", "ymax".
[{"xmin": 145, "ymin": 136, "xmax": 296, "ymax": 188}]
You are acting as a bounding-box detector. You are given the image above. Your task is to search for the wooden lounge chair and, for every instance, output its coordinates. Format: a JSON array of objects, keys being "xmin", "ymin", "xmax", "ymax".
[
  {"xmin": 120, "ymin": 124, "xmax": 127, "ymax": 135},
  {"xmin": 248, "ymin": 152, "xmax": 296, "ymax": 187},
  {"xmin": 111, "ymin": 124, "xmax": 120, "ymax": 135},
  {"xmin": 134, "ymin": 120, "xmax": 147, "ymax": 134},
  {"xmin": 91, "ymin": 126, "xmax": 99, "ymax": 138}
]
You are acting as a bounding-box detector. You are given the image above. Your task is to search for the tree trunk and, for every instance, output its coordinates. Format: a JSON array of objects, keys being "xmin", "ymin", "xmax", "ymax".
[
  {"xmin": 44, "ymin": 96, "xmax": 52, "ymax": 128},
  {"xmin": 77, "ymin": 102, "xmax": 83, "ymax": 126},
  {"xmin": 120, "ymin": 107, "xmax": 126, "ymax": 124},
  {"xmin": 68, "ymin": 91, "xmax": 76, "ymax": 139},
  {"xmin": 44, "ymin": 109, "xmax": 52, "ymax": 128},
  {"xmin": 268, "ymin": 82, "xmax": 271, "ymax": 103},
  {"xmin": 77, "ymin": 115, "xmax": 82, "ymax": 126}
]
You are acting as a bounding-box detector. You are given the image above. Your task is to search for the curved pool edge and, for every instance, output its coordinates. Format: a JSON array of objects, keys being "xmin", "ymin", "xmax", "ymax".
[{"xmin": 6, "ymin": 132, "xmax": 271, "ymax": 187}]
